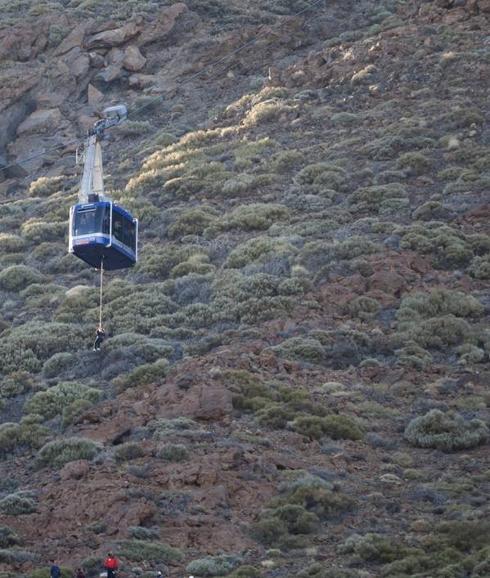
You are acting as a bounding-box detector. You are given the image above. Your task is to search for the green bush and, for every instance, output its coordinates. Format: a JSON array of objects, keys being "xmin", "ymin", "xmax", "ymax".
[
  {"xmin": 0, "ymin": 416, "xmax": 50, "ymax": 458},
  {"xmin": 37, "ymin": 437, "xmax": 101, "ymax": 467},
  {"xmin": 397, "ymin": 290, "xmax": 483, "ymax": 350},
  {"xmin": 62, "ymin": 399, "xmax": 93, "ymax": 428},
  {"xmin": 469, "ymin": 255, "xmax": 490, "ymax": 280},
  {"xmin": 0, "ymin": 493, "xmax": 37, "ymax": 515},
  {"xmin": 28, "ymin": 176, "xmax": 64, "ymax": 197},
  {"xmin": 0, "ymin": 371, "xmax": 34, "ymax": 398},
  {"xmin": 404, "ymin": 410, "xmax": 488, "ymax": 451},
  {"xmin": 114, "ymin": 120, "xmax": 152, "ymax": 137},
  {"xmin": 402, "ymin": 315, "xmax": 473, "ymax": 349},
  {"xmin": 397, "ymin": 151, "xmax": 432, "ymax": 174},
  {"xmin": 346, "ymin": 296, "xmax": 380, "ymax": 319},
  {"xmin": 151, "ymin": 417, "xmax": 201, "ymax": 440},
  {"xmin": 168, "ymin": 207, "xmax": 217, "ymax": 238},
  {"xmin": 321, "ymin": 415, "xmax": 364, "ymax": 440},
  {"xmin": 0, "ymin": 322, "xmax": 86, "ymax": 373},
  {"xmin": 331, "ymin": 112, "xmax": 358, "ymax": 126},
  {"xmin": 218, "ymin": 203, "xmax": 289, "ymax": 232},
  {"xmin": 114, "ymin": 442, "xmax": 145, "ymax": 462},
  {"xmin": 25, "ymin": 382, "xmax": 102, "ymax": 420},
  {"xmin": 42, "ymin": 352, "xmax": 76, "ymax": 378},
  {"xmin": 0, "ymin": 265, "xmax": 46, "ymax": 291},
  {"xmin": 398, "ymin": 223, "xmax": 478, "ymax": 269},
  {"xmin": 128, "ymin": 526, "xmax": 159, "ymax": 540},
  {"xmin": 340, "ymin": 533, "xmax": 411, "ymax": 563},
  {"xmin": 0, "ymin": 526, "xmax": 20, "ymax": 547},
  {"xmin": 299, "ymin": 563, "xmax": 361, "ymax": 578},
  {"xmin": 186, "ymin": 555, "xmax": 241, "ymax": 576},
  {"xmin": 270, "ymin": 149, "xmax": 305, "ymax": 173},
  {"xmin": 117, "ymin": 540, "xmax": 182, "ymax": 562},
  {"xmin": 21, "ymin": 220, "xmax": 66, "ymax": 244},
  {"xmin": 398, "ymin": 289, "xmax": 483, "ymax": 321},
  {"xmin": 156, "ymin": 444, "xmax": 189, "ymax": 462},
  {"xmin": 0, "ymin": 234, "xmax": 26, "ymax": 253},
  {"xmin": 254, "ymin": 473, "xmax": 353, "ymax": 547},
  {"xmin": 272, "ymin": 337, "xmax": 325, "ymax": 364},
  {"xmin": 350, "ymin": 183, "xmax": 406, "ymax": 211},
  {"xmin": 113, "ymin": 359, "xmax": 169, "ymax": 392},
  {"xmin": 225, "ymin": 236, "xmax": 296, "ymax": 268},
  {"xmin": 227, "ymin": 567, "xmax": 261, "ymax": 578}
]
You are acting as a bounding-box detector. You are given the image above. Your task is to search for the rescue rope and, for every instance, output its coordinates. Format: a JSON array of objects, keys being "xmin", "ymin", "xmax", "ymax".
[{"xmin": 99, "ymin": 258, "xmax": 104, "ymax": 328}]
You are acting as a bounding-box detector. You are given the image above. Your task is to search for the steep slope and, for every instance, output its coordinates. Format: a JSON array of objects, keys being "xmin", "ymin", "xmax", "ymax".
[{"xmin": 0, "ymin": 1, "xmax": 489, "ymax": 578}]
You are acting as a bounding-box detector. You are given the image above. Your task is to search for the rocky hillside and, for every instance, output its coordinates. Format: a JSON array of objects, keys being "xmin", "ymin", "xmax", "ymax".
[{"xmin": 0, "ymin": 1, "xmax": 489, "ymax": 577}]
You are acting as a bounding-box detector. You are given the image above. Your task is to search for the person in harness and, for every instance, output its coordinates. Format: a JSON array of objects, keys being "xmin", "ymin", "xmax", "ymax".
[
  {"xmin": 104, "ymin": 553, "xmax": 118, "ymax": 578},
  {"xmin": 50, "ymin": 560, "xmax": 61, "ymax": 578},
  {"xmin": 93, "ymin": 325, "xmax": 106, "ymax": 351}
]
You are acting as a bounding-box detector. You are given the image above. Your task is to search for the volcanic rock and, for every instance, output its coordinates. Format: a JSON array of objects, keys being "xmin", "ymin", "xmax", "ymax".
[
  {"xmin": 16, "ymin": 108, "xmax": 63, "ymax": 135},
  {"xmin": 123, "ymin": 45, "xmax": 146, "ymax": 71},
  {"xmin": 85, "ymin": 21, "xmax": 141, "ymax": 50}
]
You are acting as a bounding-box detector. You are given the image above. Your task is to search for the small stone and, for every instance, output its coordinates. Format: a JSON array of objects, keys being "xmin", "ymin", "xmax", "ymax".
[
  {"xmin": 128, "ymin": 73, "xmax": 156, "ymax": 89},
  {"xmin": 380, "ymin": 473, "xmax": 403, "ymax": 485}
]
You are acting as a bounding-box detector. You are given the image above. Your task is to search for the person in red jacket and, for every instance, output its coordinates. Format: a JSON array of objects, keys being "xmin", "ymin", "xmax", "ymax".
[{"xmin": 104, "ymin": 553, "xmax": 118, "ymax": 578}]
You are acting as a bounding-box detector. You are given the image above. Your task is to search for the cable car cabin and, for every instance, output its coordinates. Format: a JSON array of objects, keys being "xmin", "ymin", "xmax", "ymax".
[{"xmin": 69, "ymin": 201, "xmax": 138, "ymax": 270}]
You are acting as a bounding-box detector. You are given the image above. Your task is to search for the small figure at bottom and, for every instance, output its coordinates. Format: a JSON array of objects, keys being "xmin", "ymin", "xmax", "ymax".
[{"xmin": 93, "ymin": 326, "xmax": 106, "ymax": 351}]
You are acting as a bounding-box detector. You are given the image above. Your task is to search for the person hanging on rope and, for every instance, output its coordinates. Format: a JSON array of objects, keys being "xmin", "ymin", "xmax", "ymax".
[{"xmin": 93, "ymin": 325, "xmax": 106, "ymax": 351}]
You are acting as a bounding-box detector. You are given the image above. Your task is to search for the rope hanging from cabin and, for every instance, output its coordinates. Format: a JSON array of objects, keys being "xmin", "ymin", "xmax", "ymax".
[{"xmin": 99, "ymin": 258, "xmax": 104, "ymax": 329}]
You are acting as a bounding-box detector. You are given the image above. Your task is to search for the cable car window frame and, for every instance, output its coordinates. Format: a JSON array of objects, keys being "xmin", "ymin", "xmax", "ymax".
[
  {"xmin": 73, "ymin": 204, "xmax": 110, "ymax": 237},
  {"xmin": 112, "ymin": 207, "xmax": 136, "ymax": 253}
]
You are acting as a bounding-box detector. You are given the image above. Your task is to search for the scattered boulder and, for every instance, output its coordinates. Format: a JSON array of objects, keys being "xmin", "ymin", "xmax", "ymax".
[
  {"xmin": 16, "ymin": 108, "xmax": 63, "ymax": 135},
  {"xmin": 54, "ymin": 20, "xmax": 94, "ymax": 56},
  {"xmin": 85, "ymin": 21, "xmax": 141, "ymax": 49},
  {"xmin": 63, "ymin": 48, "xmax": 90, "ymax": 79},
  {"xmin": 60, "ymin": 460, "xmax": 90, "ymax": 481},
  {"xmin": 128, "ymin": 73, "xmax": 157, "ymax": 89},
  {"xmin": 123, "ymin": 45, "xmax": 146, "ymax": 71},
  {"xmin": 88, "ymin": 83, "xmax": 104, "ymax": 106},
  {"xmin": 95, "ymin": 64, "xmax": 124, "ymax": 84},
  {"xmin": 137, "ymin": 3, "xmax": 188, "ymax": 46}
]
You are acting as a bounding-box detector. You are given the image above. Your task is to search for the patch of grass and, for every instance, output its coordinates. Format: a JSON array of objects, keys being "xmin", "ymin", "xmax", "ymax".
[
  {"xmin": 155, "ymin": 444, "xmax": 189, "ymax": 462},
  {"xmin": 253, "ymin": 473, "xmax": 353, "ymax": 548},
  {"xmin": 216, "ymin": 203, "xmax": 289, "ymax": 232},
  {"xmin": 0, "ymin": 526, "xmax": 20, "ymax": 548},
  {"xmin": 0, "ymin": 234, "xmax": 26, "ymax": 253},
  {"xmin": 397, "ymin": 151, "xmax": 432, "ymax": 174},
  {"xmin": 168, "ymin": 207, "xmax": 218, "ymax": 238},
  {"xmin": 114, "ymin": 442, "xmax": 145, "ymax": 462},
  {"xmin": 225, "ymin": 236, "xmax": 296, "ymax": 268},
  {"xmin": 0, "ymin": 416, "xmax": 50, "ymax": 458},
  {"xmin": 113, "ymin": 359, "xmax": 169, "ymax": 392},
  {"xmin": 340, "ymin": 532, "xmax": 415, "ymax": 563},
  {"xmin": 128, "ymin": 526, "xmax": 159, "ymax": 540},
  {"xmin": 0, "ymin": 265, "xmax": 46, "ymax": 291},
  {"xmin": 0, "ymin": 492, "xmax": 37, "ymax": 515},
  {"xmin": 20, "ymin": 219, "xmax": 66, "ymax": 244},
  {"xmin": 28, "ymin": 176, "xmax": 64, "ymax": 197},
  {"xmin": 117, "ymin": 540, "xmax": 183, "ymax": 563},
  {"xmin": 25, "ymin": 382, "xmax": 102, "ymax": 420},
  {"xmin": 37, "ymin": 437, "xmax": 101, "ymax": 467},
  {"xmin": 398, "ymin": 289, "xmax": 483, "ymax": 321},
  {"xmin": 186, "ymin": 555, "xmax": 241, "ymax": 576},
  {"xmin": 0, "ymin": 322, "xmax": 85, "ymax": 373},
  {"xmin": 404, "ymin": 410, "xmax": 488, "ymax": 452},
  {"xmin": 114, "ymin": 120, "xmax": 152, "ymax": 137}
]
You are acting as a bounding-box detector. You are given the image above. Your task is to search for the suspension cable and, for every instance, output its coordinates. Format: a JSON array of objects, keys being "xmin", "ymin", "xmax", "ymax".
[{"xmin": 99, "ymin": 258, "xmax": 104, "ymax": 329}]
